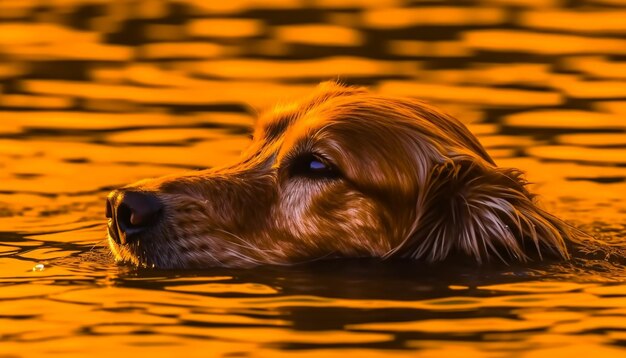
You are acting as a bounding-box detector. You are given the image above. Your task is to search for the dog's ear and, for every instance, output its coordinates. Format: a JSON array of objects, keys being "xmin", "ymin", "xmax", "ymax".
[{"xmin": 396, "ymin": 156, "xmax": 579, "ymax": 264}]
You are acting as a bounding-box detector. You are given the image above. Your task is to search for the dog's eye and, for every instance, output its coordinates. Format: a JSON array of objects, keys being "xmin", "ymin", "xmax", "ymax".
[
  {"xmin": 290, "ymin": 154, "xmax": 339, "ymax": 179},
  {"xmin": 309, "ymin": 160, "xmax": 326, "ymax": 170}
]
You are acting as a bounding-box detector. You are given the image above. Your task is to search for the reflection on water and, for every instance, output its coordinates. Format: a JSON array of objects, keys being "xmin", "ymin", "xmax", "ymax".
[{"xmin": 1, "ymin": 0, "xmax": 626, "ymax": 356}]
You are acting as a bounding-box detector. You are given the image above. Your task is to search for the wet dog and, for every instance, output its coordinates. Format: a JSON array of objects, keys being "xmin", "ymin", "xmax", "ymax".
[{"xmin": 106, "ymin": 82, "xmax": 582, "ymax": 268}]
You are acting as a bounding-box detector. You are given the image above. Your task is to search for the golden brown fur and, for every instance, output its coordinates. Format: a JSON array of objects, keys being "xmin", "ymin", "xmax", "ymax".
[{"xmin": 107, "ymin": 82, "xmax": 583, "ymax": 268}]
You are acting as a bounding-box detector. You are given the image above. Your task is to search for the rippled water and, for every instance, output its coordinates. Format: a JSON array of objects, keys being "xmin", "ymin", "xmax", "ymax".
[{"xmin": 2, "ymin": 0, "xmax": 626, "ymax": 356}]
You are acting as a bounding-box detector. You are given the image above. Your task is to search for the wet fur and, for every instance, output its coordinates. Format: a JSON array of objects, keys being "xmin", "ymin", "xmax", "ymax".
[{"xmin": 108, "ymin": 82, "xmax": 584, "ymax": 268}]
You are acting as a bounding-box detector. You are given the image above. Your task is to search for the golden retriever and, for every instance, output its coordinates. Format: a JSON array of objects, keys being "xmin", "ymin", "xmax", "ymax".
[{"xmin": 106, "ymin": 82, "xmax": 582, "ymax": 268}]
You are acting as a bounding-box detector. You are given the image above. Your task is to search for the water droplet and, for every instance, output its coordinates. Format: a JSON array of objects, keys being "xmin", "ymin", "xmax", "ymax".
[{"xmin": 32, "ymin": 263, "xmax": 45, "ymax": 272}]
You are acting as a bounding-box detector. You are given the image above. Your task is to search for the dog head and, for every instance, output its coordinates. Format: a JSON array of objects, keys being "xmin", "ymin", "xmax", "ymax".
[{"xmin": 106, "ymin": 82, "xmax": 575, "ymax": 268}]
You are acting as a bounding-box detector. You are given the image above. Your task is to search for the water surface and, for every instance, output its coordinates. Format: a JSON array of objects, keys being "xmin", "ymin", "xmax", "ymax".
[{"xmin": 2, "ymin": 0, "xmax": 626, "ymax": 356}]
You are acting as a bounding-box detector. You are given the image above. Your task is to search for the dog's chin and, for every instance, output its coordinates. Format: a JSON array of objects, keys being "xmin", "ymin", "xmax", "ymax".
[
  {"xmin": 107, "ymin": 234, "xmax": 175, "ymax": 269},
  {"xmin": 107, "ymin": 217, "xmax": 186, "ymax": 268},
  {"xmin": 107, "ymin": 232, "xmax": 261, "ymax": 269},
  {"xmin": 108, "ymin": 236, "xmax": 150, "ymax": 268}
]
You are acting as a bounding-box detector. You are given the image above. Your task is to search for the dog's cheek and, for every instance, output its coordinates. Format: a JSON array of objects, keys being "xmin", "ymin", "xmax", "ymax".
[
  {"xmin": 274, "ymin": 180, "xmax": 390, "ymax": 257},
  {"xmin": 318, "ymin": 192, "xmax": 391, "ymax": 256},
  {"xmin": 272, "ymin": 179, "xmax": 321, "ymax": 236}
]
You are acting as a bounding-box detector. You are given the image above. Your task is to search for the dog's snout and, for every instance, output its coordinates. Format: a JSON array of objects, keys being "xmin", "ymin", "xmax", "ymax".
[
  {"xmin": 106, "ymin": 190, "xmax": 163, "ymax": 244},
  {"xmin": 117, "ymin": 191, "xmax": 163, "ymax": 230}
]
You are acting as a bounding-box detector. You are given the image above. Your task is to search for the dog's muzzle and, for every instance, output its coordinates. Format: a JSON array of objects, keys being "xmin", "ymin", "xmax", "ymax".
[{"xmin": 106, "ymin": 190, "xmax": 163, "ymax": 245}]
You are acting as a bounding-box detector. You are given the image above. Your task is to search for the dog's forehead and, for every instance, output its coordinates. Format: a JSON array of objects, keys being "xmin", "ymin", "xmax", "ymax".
[
  {"xmin": 256, "ymin": 102, "xmax": 301, "ymax": 141},
  {"xmin": 255, "ymin": 82, "xmax": 367, "ymax": 140}
]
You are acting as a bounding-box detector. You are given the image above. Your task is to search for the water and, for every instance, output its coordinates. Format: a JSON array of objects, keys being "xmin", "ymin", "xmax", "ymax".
[{"xmin": 2, "ymin": 0, "xmax": 626, "ymax": 356}]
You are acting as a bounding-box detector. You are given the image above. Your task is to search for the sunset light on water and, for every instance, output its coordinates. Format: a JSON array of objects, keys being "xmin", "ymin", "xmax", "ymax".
[{"xmin": 2, "ymin": 0, "xmax": 626, "ymax": 356}]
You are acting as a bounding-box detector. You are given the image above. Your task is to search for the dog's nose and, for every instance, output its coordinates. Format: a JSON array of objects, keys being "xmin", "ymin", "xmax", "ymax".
[{"xmin": 106, "ymin": 190, "xmax": 163, "ymax": 244}]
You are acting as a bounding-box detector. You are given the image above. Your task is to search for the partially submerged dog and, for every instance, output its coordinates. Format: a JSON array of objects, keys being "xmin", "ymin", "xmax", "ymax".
[{"xmin": 106, "ymin": 82, "xmax": 584, "ymax": 268}]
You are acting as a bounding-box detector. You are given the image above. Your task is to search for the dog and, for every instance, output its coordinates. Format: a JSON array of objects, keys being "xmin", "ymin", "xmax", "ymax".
[{"xmin": 106, "ymin": 81, "xmax": 584, "ymax": 269}]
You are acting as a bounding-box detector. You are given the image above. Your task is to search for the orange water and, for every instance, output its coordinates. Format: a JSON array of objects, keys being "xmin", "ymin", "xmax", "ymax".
[{"xmin": 2, "ymin": 0, "xmax": 626, "ymax": 356}]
